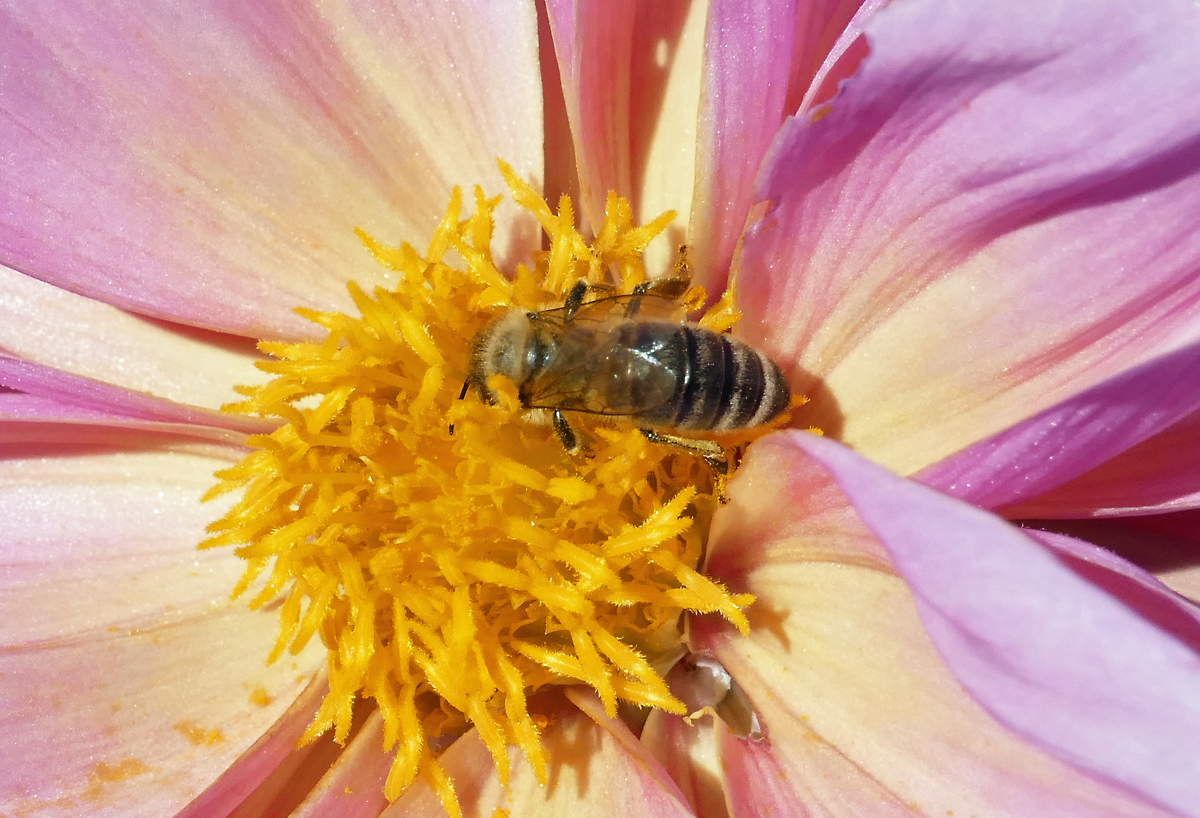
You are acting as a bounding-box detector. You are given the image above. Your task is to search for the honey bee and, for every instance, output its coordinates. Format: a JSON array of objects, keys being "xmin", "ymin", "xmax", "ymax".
[{"xmin": 466, "ymin": 276, "xmax": 792, "ymax": 470}]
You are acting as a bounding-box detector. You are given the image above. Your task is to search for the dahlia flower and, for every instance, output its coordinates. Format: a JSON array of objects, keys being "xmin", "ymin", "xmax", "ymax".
[{"xmin": 2, "ymin": 0, "xmax": 1200, "ymax": 817}]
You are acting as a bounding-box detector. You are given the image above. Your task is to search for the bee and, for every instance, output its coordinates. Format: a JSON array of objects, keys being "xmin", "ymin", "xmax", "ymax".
[{"xmin": 465, "ymin": 275, "xmax": 792, "ymax": 471}]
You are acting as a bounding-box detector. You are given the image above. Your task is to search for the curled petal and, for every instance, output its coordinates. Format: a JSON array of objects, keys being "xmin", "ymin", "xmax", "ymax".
[
  {"xmin": 765, "ymin": 432, "xmax": 1200, "ymax": 817},
  {"xmin": 0, "ymin": 0, "xmax": 542, "ymax": 338},
  {"xmin": 0, "ymin": 265, "xmax": 265, "ymax": 411},
  {"xmin": 738, "ymin": 0, "xmax": 1200, "ymax": 475},
  {"xmin": 1002, "ymin": 407, "xmax": 1200, "ymax": 518},
  {"xmin": 917, "ymin": 341, "xmax": 1200, "ymax": 513},
  {"xmin": 286, "ymin": 710, "xmax": 391, "ymax": 818},
  {"xmin": 642, "ymin": 703, "xmax": 730, "ymax": 818},
  {"xmin": 0, "ymin": 356, "xmax": 268, "ymax": 435},
  {"xmin": 176, "ymin": 673, "xmax": 329, "ymax": 818}
]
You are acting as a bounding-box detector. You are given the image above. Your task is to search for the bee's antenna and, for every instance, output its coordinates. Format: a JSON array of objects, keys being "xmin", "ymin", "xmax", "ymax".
[{"xmin": 449, "ymin": 377, "xmax": 471, "ymax": 436}]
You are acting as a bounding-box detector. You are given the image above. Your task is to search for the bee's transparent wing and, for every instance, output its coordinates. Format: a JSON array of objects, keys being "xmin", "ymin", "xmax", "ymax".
[
  {"xmin": 525, "ymin": 323, "xmax": 679, "ymax": 417},
  {"xmin": 534, "ymin": 281, "xmax": 692, "ymax": 327}
]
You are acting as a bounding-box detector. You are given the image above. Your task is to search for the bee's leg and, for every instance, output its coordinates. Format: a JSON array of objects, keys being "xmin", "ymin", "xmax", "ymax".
[
  {"xmin": 563, "ymin": 280, "xmax": 615, "ymax": 320},
  {"xmin": 448, "ymin": 377, "xmax": 471, "ymax": 436},
  {"xmin": 639, "ymin": 429, "xmax": 730, "ymax": 501},
  {"xmin": 553, "ymin": 409, "xmax": 580, "ymax": 454},
  {"xmin": 627, "ymin": 276, "xmax": 692, "ymax": 318},
  {"xmin": 564, "ymin": 279, "xmax": 590, "ymax": 318},
  {"xmin": 673, "ymin": 243, "xmax": 691, "ymax": 279}
]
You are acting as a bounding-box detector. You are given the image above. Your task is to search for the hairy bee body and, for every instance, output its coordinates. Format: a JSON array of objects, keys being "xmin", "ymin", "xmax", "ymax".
[{"xmin": 469, "ymin": 287, "xmax": 791, "ymax": 438}]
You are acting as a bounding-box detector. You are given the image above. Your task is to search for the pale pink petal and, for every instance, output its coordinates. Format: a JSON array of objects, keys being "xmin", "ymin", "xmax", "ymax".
[
  {"xmin": 917, "ymin": 341, "xmax": 1200, "ymax": 513},
  {"xmin": 629, "ymin": 0, "xmax": 707, "ymax": 278},
  {"xmin": 1, "ymin": 442, "xmax": 259, "ymax": 661},
  {"xmin": 779, "ymin": 431, "xmax": 1200, "ymax": 817},
  {"xmin": 545, "ymin": 0, "xmax": 636, "ymax": 234},
  {"xmin": 0, "ymin": 265, "xmax": 266, "ymax": 411},
  {"xmin": 0, "ymin": 356, "xmax": 269, "ymax": 435},
  {"xmin": 0, "ymin": 442, "xmax": 325, "ymax": 817},
  {"xmin": 176, "ymin": 673, "xmax": 328, "ymax": 818},
  {"xmin": 695, "ymin": 431, "xmax": 1188, "ymax": 817},
  {"xmin": 642, "ymin": 708, "xmax": 729, "ymax": 818},
  {"xmin": 383, "ymin": 691, "xmax": 695, "ymax": 818},
  {"xmin": 289, "ymin": 711, "xmax": 390, "ymax": 818},
  {"xmin": 688, "ymin": 0, "xmax": 800, "ymax": 294},
  {"xmin": 539, "ymin": 0, "xmax": 581, "ymax": 214},
  {"xmin": 737, "ymin": 0, "xmax": 1200, "ymax": 476},
  {"xmin": 0, "ymin": 0, "xmax": 542, "ymax": 339}
]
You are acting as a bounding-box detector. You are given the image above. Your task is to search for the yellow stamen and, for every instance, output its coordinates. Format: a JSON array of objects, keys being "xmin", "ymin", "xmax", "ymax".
[{"xmin": 203, "ymin": 160, "xmax": 757, "ymax": 816}]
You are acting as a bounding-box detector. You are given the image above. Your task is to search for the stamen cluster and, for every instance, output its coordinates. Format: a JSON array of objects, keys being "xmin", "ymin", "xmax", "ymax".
[{"xmin": 203, "ymin": 162, "xmax": 752, "ymax": 815}]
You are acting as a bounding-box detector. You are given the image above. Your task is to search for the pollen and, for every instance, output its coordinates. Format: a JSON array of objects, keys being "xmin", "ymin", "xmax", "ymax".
[{"xmin": 203, "ymin": 160, "xmax": 755, "ymax": 817}]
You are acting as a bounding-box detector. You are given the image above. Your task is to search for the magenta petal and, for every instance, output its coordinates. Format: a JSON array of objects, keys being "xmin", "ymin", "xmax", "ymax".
[
  {"xmin": 1003, "ymin": 408, "xmax": 1200, "ymax": 518},
  {"xmin": 737, "ymin": 0, "xmax": 1200, "ymax": 475},
  {"xmin": 0, "ymin": 1, "xmax": 542, "ymax": 338},
  {"xmin": 917, "ymin": 341, "xmax": 1200, "ymax": 513},
  {"xmin": 790, "ymin": 431, "xmax": 1200, "ymax": 817}
]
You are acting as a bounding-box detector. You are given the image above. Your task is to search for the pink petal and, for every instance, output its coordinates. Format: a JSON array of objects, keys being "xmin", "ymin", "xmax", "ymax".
[
  {"xmin": 0, "ymin": 265, "xmax": 265, "ymax": 411},
  {"xmin": 691, "ymin": 432, "xmax": 1190, "ymax": 817},
  {"xmin": 288, "ymin": 711, "xmax": 390, "ymax": 818},
  {"xmin": 545, "ymin": 0, "xmax": 636, "ymax": 234},
  {"xmin": 1004, "ymin": 407, "xmax": 1200, "ymax": 518},
  {"xmin": 0, "ymin": 0, "xmax": 542, "ymax": 339},
  {"xmin": 917, "ymin": 341, "xmax": 1200, "ymax": 513},
  {"xmin": 1030, "ymin": 516, "xmax": 1200, "ymax": 607},
  {"xmin": 737, "ymin": 0, "xmax": 1200, "ymax": 476},
  {"xmin": 775, "ymin": 431, "xmax": 1200, "ymax": 817},
  {"xmin": 688, "ymin": 0, "xmax": 801, "ymax": 294},
  {"xmin": 791, "ymin": 0, "xmax": 884, "ymax": 116},
  {"xmin": 383, "ymin": 691, "xmax": 695, "ymax": 817},
  {"xmin": 0, "ymin": 355, "xmax": 269, "ymax": 435},
  {"xmin": 690, "ymin": 0, "xmax": 880, "ymax": 293},
  {"xmin": 0, "ymin": 441, "xmax": 325, "ymax": 817}
]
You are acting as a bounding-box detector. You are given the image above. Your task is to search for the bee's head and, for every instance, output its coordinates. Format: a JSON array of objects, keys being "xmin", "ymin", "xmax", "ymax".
[{"xmin": 468, "ymin": 310, "xmax": 539, "ymax": 404}]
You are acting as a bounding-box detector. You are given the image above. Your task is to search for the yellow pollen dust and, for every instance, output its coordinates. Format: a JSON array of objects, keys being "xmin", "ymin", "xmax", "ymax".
[{"xmin": 202, "ymin": 160, "xmax": 755, "ymax": 817}]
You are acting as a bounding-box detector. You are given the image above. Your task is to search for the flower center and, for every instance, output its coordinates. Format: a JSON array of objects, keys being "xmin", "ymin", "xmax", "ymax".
[{"xmin": 202, "ymin": 161, "xmax": 760, "ymax": 816}]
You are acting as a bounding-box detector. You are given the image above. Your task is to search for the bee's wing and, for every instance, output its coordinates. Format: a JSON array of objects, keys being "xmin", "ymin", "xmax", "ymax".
[
  {"xmin": 525, "ymin": 323, "xmax": 679, "ymax": 417},
  {"xmin": 535, "ymin": 283, "xmax": 691, "ymax": 327}
]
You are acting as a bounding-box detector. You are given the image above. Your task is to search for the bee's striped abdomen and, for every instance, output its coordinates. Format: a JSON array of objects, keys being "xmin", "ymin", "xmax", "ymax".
[{"xmin": 638, "ymin": 324, "xmax": 791, "ymax": 433}]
